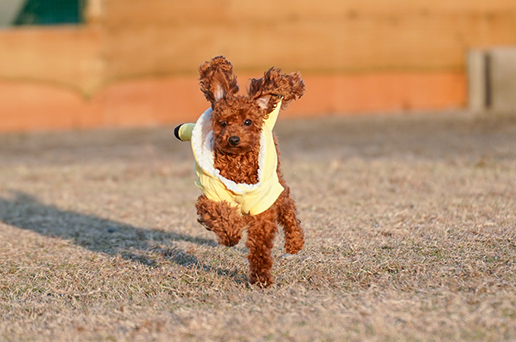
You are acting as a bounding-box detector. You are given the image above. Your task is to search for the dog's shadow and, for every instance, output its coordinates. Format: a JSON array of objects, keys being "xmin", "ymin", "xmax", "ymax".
[{"xmin": 0, "ymin": 191, "xmax": 246, "ymax": 283}]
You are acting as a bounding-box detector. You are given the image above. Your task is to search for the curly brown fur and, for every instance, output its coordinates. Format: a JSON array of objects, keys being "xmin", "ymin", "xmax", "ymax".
[
  {"xmin": 194, "ymin": 56, "xmax": 305, "ymax": 286},
  {"xmin": 196, "ymin": 195, "xmax": 244, "ymax": 247},
  {"xmin": 274, "ymin": 139, "xmax": 305, "ymax": 255},
  {"xmin": 246, "ymin": 208, "xmax": 278, "ymax": 287},
  {"xmin": 199, "ymin": 56, "xmax": 239, "ymax": 105},
  {"xmin": 248, "ymin": 67, "xmax": 305, "ymax": 113},
  {"xmin": 211, "ymin": 96, "xmax": 264, "ymax": 183}
]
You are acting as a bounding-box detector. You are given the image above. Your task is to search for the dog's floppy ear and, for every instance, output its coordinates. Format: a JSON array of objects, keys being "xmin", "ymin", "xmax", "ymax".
[
  {"xmin": 199, "ymin": 56, "xmax": 239, "ymax": 105},
  {"xmin": 248, "ymin": 67, "xmax": 305, "ymax": 112}
]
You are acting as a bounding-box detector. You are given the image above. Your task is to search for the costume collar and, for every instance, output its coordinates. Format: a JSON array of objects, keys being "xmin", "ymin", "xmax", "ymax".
[{"xmin": 191, "ymin": 99, "xmax": 282, "ymax": 194}]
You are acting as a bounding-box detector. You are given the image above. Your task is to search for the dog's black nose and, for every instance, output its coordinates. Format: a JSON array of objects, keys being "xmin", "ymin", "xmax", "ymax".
[{"xmin": 228, "ymin": 136, "xmax": 240, "ymax": 146}]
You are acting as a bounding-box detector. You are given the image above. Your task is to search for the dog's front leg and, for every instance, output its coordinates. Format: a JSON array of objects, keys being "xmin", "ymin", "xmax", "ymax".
[
  {"xmin": 246, "ymin": 209, "xmax": 278, "ymax": 287},
  {"xmin": 195, "ymin": 195, "xmax": 244, "ymax": 247}
]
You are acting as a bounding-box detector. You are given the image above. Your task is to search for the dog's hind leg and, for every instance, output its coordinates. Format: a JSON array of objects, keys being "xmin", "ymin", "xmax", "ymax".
[
  {"xmin": 275, "ymin": 188, "xmax": 304, "ymax": 255},
  {"xmin": 246, "ymin": 209, "xmax": 278, "ymax": 287},
  {"xmin": 195, "ymin": 195, "xmax": 244, "ymax": 247}
]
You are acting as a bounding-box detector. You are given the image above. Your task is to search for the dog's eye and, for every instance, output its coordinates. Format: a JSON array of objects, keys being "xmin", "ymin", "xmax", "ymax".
[
  {"xmin": 219, "ymin": 121, "xmax": 228, "ymax": 127},
  {"xmin": 243, "ymin": 119, "xmax": 252, "ymax": 126}
]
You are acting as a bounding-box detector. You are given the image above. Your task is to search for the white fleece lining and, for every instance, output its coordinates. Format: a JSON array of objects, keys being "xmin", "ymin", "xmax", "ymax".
[{"xmin": 191, "ymin": 108, "xmax": 267, "ymax": 195}]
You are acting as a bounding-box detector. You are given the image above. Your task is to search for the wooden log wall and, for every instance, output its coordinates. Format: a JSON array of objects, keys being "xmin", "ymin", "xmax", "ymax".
[{"xmin": 1, "ymin": 0, "xmax": 515, "ymax": 131}]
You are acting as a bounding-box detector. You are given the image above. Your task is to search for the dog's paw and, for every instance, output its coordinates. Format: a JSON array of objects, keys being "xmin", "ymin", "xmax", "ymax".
[
  {"xmin": 249, "ymin": 273, "xmax": 273, "ymax": 288},
  {"xmin": 197, "ymin": 216, "xmax": 213, "ymax": 231},
  {"xmin": 284, "ymin": 239, "xmax": 304, "ymax": 255},
  {"xmin": 217, "ymin": 231, "xmax": 242, "ymax": 247}
]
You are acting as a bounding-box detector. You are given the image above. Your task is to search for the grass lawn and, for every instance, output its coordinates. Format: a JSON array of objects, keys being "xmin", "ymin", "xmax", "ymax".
[{"xmin": 1, "ymin": 111, "xmax": 516, "ymax": 341}]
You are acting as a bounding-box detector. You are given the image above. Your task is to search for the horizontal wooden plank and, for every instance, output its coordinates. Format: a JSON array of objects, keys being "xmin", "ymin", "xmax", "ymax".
[
  {"xmin": 101, "ymin": 11, "xmax": 516, "ymax": 79},
  {"xmin": 0, "ymin": 27, "xmax": 102, "ymax": 94},
  {"xmin": 0, "ymin": 71, "xmax": 466, "ymax": 132},
  {"xmin": 102, "ymin": 0, "xmax": 516, "ymax": 26},
  {"xmin": 0, "ymin": 0, "xmax": 514, "ymax": 94}
]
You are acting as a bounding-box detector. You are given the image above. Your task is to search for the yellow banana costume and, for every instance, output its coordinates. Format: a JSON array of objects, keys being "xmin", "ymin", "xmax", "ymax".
[{"xmin": 175, "ymin": 100, "xmax": 284, "ymax": 216}]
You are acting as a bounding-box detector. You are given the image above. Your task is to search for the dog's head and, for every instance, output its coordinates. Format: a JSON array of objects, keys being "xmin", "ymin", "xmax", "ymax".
[{"xmin": 199, "ymin": 56, "xmax": 305, "ymax": 155}]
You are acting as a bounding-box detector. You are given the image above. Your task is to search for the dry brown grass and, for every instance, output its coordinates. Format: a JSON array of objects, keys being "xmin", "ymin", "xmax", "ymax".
[{"xmin": 1, "ymin": 111, "xmax": 516, "ymax": 341}]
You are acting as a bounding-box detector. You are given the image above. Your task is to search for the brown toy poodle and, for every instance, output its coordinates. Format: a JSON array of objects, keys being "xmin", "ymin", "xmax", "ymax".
[{"xmin": 174, "ymin": 56, "xmax": 305, "ymax": 286}]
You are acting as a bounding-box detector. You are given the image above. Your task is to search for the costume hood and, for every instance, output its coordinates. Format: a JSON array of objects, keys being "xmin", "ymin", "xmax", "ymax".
[{"xmin": 177, "ymin": 100, "xmax": 284, "ymax": 215}]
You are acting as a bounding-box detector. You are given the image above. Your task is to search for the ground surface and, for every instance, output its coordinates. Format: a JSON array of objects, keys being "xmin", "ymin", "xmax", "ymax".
[{"xmin": 1, "ymin": 111, "xmax": 516, "ymax": 341}]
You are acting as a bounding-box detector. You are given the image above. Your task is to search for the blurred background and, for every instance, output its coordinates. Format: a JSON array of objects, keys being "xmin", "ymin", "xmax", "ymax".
[{"xmin": 1, "ymin": 0, "xmax": 515, "ymax": 132}]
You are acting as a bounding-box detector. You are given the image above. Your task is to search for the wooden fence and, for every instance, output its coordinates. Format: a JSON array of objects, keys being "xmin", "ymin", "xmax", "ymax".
[{"xmin": 1, "ymin": 0, "xmax": 515, "ymax": 131}]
